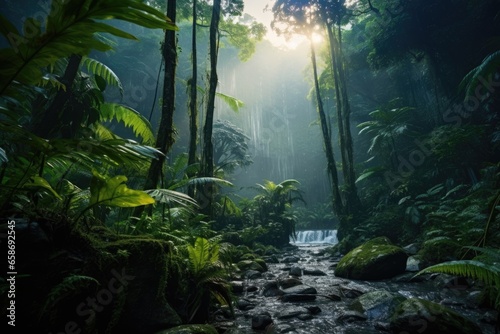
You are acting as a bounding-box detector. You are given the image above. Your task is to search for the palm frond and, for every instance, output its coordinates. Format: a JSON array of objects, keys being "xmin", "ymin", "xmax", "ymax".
[
  {"xmin": 81, "ymin": 57, "xmax": 123, "ymax": 95},
  {"xmin": 0, "ymin": 0, "xmax": 176, "ymax": 96},
  {"xmin": 99, "ymin": 103, "xmax": 155, "ymax": 145},
  {"xmin": 145, "ymin": 188, "xmax": 199, "ymax": 210},
  {"xmin": 460, "ymin": 50, "xmax": 500, "ymax": 98},
  {"xmin": 416, "ymin": 260, "xmax": 500, "ymax": 290}
]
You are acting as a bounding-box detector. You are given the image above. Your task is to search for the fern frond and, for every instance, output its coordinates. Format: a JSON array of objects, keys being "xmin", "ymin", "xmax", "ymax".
[
  {"xmin": 82, "ymin": 57, "xmax": 123, "ymax": 95},
  {"xmin": 145, "ymin": 188, "xmax": 199, "ymax": 211},
  {"xmin": 416, "ymin": 260, "xmax": 500, "ymax": 288},
  {"xmin": 40, "ymin": 275, "xmax": 99, "ymax": 321},
  {"xmin": 99, "ymin": 103, "xmax": 155, "ymax": 145},
  {"xmin": 460, "ymin": 50, "xmax": 500, "ymax": 98}
]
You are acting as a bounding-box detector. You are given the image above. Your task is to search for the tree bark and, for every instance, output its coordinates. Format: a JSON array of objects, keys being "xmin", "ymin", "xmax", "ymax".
[
  {"xmin": 200, "ymin": 0, "xmax": 221, "ymax": 216},
  {"xmin": 143, "ymin": 0, "xmax": 177, "ymax": 193},
  {"xmin": 187, "ymin": 0, "xmax": 198, "ymax": 197},
  {"xmin": 310, "ymin": 38, "xmax": 344, "ymax": 216}
]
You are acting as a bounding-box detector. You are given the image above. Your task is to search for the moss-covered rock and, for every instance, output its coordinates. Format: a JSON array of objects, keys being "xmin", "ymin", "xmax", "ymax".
[
  {"xmin": 389, "ymin": 298, "xmax": 482, "ymax": 334},
  {"xmin": 349, "ymin": 290, "xmax": 406, "ymax": 321},
  {"xmin": 334, "ymin": 237, "xmax": 408, "ymax": 280},
  {"xmin": 154, "ymin": 324, "xmax": 218, "ymax": 334},
  {"xmin": 418, "ymin": 237, "xmax": 462, "ymax": 266},
  {"xmin": 237, "ymin": 259, "xmax": 266, "ymax": 272},
  {"xmin": 9, "ymin": 221, "xmax": 181, "ymax": 334}
]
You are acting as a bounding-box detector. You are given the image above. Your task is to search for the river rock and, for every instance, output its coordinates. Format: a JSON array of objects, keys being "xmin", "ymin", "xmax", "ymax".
[
  {"xmin": 334, "ymin": 237, "xmax": 408, "ymax": 280},
  {"xmin": 336, "ymin": 310, "xmax": 367, "ymax": 324},
  {"xmin": 251, "ymin": 312, "xmax": 273, "ymax": 330},
  {"xmin": 290, "ymin": 266, "xmax": 302, "ymax": 276},
  {"xmin": 237, "ymin": 298, "xmax": 256, "ymax": 311},
  {"xmin": 303, "ymin": 269, "xmax": 327, "ymax": 276},
  {"xmin": 261, "ymin": 281, "xmax": 284, "ymax": 297},
  {"xmin": 282, "ymin": 255, "xmax": 300, "ymax": 263},
  {"xmin": 279, "ymin": 277, "xmax": 303, "ymax": 289},
  {"xmin": 154, "ymin": 325, "xmax": 218, "ymax": 334},
  {"xmin": 237, "ymin": 260, "xmax": 265, "ymax": 272},
  {"xmin": 244, "ymin": 270, "xmax": 262, "ymax": 279},
  {"xmin": 281, "ymin": 284, "xmax": 317, "ymax": 302},
  {"xmin": 406, "ymin": 256, "xmax": 421, "ymax": 272},
  {"xmin": 276, "ymin": 306, "xmax": 311, "ymax": 319},
  {"xmin": 349, "ymin": 290, "xmax": 406, "ymax": 321},
  {"xmin": 403, "ymin": 243, "xmax": 419, "ymax": 255},
  {"xmin": 389, "ymin": 298, "xmax": 482, "ymax": 334}
]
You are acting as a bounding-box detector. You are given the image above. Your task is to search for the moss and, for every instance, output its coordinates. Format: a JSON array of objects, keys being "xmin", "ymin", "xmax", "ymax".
[
  {"xmin": 390, "ymin": 298, "xmax": 482, "ymax": 334},
  {"xmin": 335, "ymin": 237, "xmax": 408, "ymax": 280},
  {"xmin": 418, "ymin": 237, "xmax": 462, "ymax": 266}
]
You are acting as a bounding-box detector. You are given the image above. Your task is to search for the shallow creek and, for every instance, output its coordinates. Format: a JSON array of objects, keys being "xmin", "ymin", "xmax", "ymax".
[{"xmin": 222, "ymin": 244, "xmax": 497, "ymax": 334}]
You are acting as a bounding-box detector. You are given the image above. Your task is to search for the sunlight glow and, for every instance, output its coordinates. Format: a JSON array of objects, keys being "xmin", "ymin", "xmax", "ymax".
[{"xmin": 311, "ymin": 32, "xmax": 324, "ymax": 44}]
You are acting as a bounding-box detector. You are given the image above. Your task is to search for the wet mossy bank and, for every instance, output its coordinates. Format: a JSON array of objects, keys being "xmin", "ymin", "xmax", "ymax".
[{"xmin": 1, "ymin": 220, "xmax": 181, "ymax": 333}]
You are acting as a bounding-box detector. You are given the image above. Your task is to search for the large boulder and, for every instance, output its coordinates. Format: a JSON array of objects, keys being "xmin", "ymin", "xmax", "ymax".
[
  {"xmin": 389, "ymin": 298, "xmax": 482, "ymax": 334},
  {"xmin": 334, "ymin": 237, "xmax": 408, "ymax": 280},
  {"xmin": 349, "ymin": 290, "xmax": 406, "ymax": 321}
]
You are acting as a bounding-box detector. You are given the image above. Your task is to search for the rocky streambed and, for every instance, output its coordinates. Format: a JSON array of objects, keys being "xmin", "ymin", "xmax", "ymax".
[{"xmin": 214, "ymin": 244, "xmax": 498, "ymax": 334}]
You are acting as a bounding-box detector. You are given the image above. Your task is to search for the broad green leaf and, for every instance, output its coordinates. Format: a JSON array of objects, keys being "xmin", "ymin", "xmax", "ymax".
[
  {"xmin": 90, "ymin": 171, "xmax": 154, "ymax": 207},
  {"xmin": 24, "ymin": 176, "xmax": 62, "ymax": 200}
]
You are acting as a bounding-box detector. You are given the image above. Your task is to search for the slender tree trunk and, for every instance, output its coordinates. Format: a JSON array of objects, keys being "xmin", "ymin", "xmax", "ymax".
[
  {"xmin": 34, "ymin": 54, "xmax": 82, "ymax": 138},
  {"xmin": 187, "ymin": 0, "xmax": 198, "ymax": 197},
  {"xmin": 310, "ymin": 38, "xmax": 344, "ymax": 216},
  {"xmin": 145, "ymin": 0, "xmax": 177, "ymax": 191},
  {"xmin": 336, "ymin": 25, "xmax": 360, "ymax": 212},
  {"xmin": 134, "ymin": 0, "xmax": 177, "ymax": 218},
  {"xmin": 200, "ymin": 0, "xmax": 221, "ymax": 216},
  {"xmin": 323, "ymin": 19, "xmax": 362, "ymax": 241}
]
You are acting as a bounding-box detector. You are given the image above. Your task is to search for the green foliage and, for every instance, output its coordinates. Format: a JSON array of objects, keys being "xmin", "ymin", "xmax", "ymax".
[
  {"xmin": 0, "ymin": 0, "xmax": 176, "ymax": 98},
  {"xmin": 416, "ymin": 247, "xmax": 500, "ymax": 310},
  {"xmin": 213, "ymin": 120, "xmax": 252, "ymax": 174},
  {"xmin": 89, "ymin": 171, "xmax": 155, "ymax": 208},
  {"xmin": 81, "ymin": 57, "xmax": 124, "ymax": 95},
  {"xmin": 99, "ymin": 103, "xmax": 155, "ymax": 145},
  {"xmin": 460, "ymin": 50, "xmax": 500, "ymax": 98},
  {"xmin": 40, "ymin": 275, "xmax": 99, "ymax": 323},
  {"xmin": 185, "ymin": 237, "xmax": 233, "ymax": 323}
]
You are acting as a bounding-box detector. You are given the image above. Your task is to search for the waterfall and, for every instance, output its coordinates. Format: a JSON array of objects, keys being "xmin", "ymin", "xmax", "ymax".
[{"xmin": 291, "ymin": 230, "xmax": 338, "ymax": 244}]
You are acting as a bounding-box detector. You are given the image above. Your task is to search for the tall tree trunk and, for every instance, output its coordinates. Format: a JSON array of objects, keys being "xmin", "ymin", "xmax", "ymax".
[
  {"xmin": 310, "ymin": 38, "xmax": 344, "ymax": 216},
  {"xmin": 134, "ymin": 0, "xmax": 177, "ymax": 218},
  {"xmin": 325, "ymin": 20, "xmax": 362, "ymax": 240},
  {"xmin": 34, "ymin": 54, "xmax": 82, "ymax": 138},
  {"xmin": 200, "ymin": 0, "xmax": 221, "ymax": 216},
  {"xmin": 187, "ymin": 0, "xmax": 198, "ymax": 197},
  {"xmin": 335, "ymin": 24, "xmax": 360, "ymax": 213}
]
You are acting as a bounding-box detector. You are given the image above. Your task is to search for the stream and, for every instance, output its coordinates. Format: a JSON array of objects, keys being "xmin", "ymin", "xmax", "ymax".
[{"xmin": 216, "ymin": 234, "xmax": 498, "ymax": 334}]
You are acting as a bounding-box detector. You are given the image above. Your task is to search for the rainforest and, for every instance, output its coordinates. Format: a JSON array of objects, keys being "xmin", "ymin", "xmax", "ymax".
[{"xmin": 0, "ymin": 0, "xmax": 499, "ymax": 333}]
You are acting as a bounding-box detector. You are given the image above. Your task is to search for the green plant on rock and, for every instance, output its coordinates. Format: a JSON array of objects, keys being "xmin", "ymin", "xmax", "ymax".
[
  {"xmin": 185, "ymin": 237, "xmax": 233, "ymax": 324},
  {"xmin": 416, "ymin": 246, "xmax": 500, "ymax": 313},
  {"xmin": 246, "ymin": 179, "xmax": 304, "ymax": 247}
]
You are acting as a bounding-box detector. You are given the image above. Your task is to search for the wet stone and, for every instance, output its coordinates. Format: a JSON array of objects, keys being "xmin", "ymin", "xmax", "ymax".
[
  {"xmin": 244, "ymin": 270, "xmax": 262, "ymax": 279},
  {"xmin": 251, "ymin": 312, "xmax": 273, "ymax": 330},
  {"xmin": 290, "ymin": 266, "xmax": 302, "ymax": 276},
  {"xmin": 279, "ymin": 277, "xmax": 303, "ymax": 289},
  {"xmin": 282, "ymin": 256, "xmax": 300, "ymax": 263},
  {"xmin": 276, "ymin": 306, "xmax": 310, "ymax": 319},
  {"xmin": 336, "ymin": 310, "xmax": 368, "ymax": 324},
  {"xmin": 303, "ymin": 269, "xmax": 327, "ymax": 276},
  {"xmin": 237, "ymin": 298, "xmax": 256, "ymax": 311}
]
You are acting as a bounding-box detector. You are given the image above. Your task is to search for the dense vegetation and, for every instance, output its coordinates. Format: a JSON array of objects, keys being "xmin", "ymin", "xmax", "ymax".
[{"xmin": 0, "ymin": 0, "xmax": 498, "ymax": 332}]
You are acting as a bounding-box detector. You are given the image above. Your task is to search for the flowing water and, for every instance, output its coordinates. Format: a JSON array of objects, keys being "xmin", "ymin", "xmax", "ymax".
[{"xmin": 223, "ymin": 244, "xmax": 498, "ymax": 334}]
